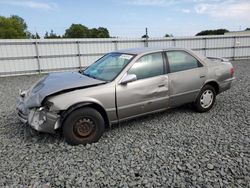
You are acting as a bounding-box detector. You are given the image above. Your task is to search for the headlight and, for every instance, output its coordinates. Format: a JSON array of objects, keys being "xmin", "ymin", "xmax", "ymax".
[
  {"xmin": 19, "ymin": 89, "xmax": 30, "ymax": 98},
  {"xmin": 19, "ymin": 90, "xmax": 26, "ymax": 97},
  {"xmin": 43, "ymin": 100, "xmax": 54, "ymax": 111}
]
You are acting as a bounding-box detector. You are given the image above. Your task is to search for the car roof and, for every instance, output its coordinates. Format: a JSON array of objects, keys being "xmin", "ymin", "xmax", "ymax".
[{"xmin": 115, "ymin": 47, "xmax": 187, "ymax": 55}]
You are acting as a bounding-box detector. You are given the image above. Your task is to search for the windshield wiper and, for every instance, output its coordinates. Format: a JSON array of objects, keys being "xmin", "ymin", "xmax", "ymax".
[
  {"xmin": 83, "ymin": 72, "xmax": 107, "ymax": 81},
  {"xmin": 85, "ymin": 73, "xmax": 94, "ymax": 78}
]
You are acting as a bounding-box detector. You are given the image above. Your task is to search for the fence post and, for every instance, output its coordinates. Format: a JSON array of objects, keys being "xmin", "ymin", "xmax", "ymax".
[
  {"xmin": 233, "ymin": 36, "xmax": 237, "ymax": 60},
  {"xmin": 145, "ymin": 27, "xmax": 149, "ymax": 47},
  {"xmin": 204, "ymin": 37, "xmax": 207, "ymax": 56},
  {"xmin": 172, "ymin": 38, "xmax": 176, "ymax": 47},
  {"xmin": 144, "ymin": 38, "xmax": 148, "ymax": 47},
  {"xmin": 34, "ymin": 39, "xmax": 41, "ymax": 74},
  {"xmin": 76, "ymin": 41, "xmax": 81, "ymax": 69},
  {"xmin": 113, "ymin": 40, "xmax": 118, "ymax": 50}
]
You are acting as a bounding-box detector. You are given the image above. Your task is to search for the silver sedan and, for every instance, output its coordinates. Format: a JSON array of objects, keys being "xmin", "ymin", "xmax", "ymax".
[{"xmin": 17, "ymin": 48, "xmax": 235, "ymax": 145}]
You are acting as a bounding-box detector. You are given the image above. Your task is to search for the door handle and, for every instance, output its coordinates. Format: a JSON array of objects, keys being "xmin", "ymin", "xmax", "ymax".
[
  {"xmin": 158, "ymin": 84, "xmax": 165, "ymax": 87},
  {"xmin": 200, "ymin": 75, "xmax": 205, "ymax": 78}
]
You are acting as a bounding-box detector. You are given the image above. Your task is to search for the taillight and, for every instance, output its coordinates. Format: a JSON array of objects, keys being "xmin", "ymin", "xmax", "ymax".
[{"xmin": 230, "ymin": 67, "xmax": 234, "ymax": 76}]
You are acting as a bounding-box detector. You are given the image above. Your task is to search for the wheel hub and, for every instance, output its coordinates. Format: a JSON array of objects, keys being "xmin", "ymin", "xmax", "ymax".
[
  {"xmin": 74, "ymin": 118, "xmax": 95, "ymax": 137},
  {"xmin": 200, "ymin": 90, "xmax": 214, "ymax": 108}
]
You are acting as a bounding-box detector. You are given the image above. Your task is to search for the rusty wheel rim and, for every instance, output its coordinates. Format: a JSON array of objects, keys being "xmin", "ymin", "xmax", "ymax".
[{"xmin": 73, "ymin": 117, "xmax": 96, "ymax": 138}]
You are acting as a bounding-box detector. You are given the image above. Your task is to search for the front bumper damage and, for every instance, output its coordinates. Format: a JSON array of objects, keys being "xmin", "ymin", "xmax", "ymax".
[{"xmin": 16, "ymin": 96, "xmax": 60, "ymax": 133}]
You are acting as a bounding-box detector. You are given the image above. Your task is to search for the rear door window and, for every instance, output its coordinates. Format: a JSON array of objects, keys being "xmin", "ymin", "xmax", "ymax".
[{"xmin": 166, "ymin": 51, "xmax": 200, "ymax": 73}]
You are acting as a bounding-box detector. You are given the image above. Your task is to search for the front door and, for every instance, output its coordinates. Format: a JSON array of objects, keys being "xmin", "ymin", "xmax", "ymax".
[
  {"xmin": 116, "ymin": 52, "xmax": 169, "ymax": 120},
  {"xmin": 165, "ymin": 50, "xmax": 206, "ymax": 107}
]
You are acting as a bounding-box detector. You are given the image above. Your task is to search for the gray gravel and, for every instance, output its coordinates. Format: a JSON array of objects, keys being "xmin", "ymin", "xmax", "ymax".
[{"xmin": 0, "ymin": 60, "xmax": 250, "ymax": 187}]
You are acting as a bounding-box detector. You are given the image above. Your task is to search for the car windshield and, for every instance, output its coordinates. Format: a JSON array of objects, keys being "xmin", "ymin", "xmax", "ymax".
[{"xmin": 83, "ymin": 53, "xmax": 134, "ymax": 81}]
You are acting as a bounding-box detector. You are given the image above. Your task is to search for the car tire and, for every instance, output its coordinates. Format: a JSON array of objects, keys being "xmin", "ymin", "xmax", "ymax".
[
  {"xmin": 193, "ymin": 85, "xmax": 216, "ymax": 113},
  {"xmin": 63, "ymin": 107, "xmax": 105, "ymax": 145}
]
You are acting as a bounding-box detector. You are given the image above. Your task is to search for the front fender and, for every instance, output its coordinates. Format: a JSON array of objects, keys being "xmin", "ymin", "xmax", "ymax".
[
  {"xmin": 60, "ymin": 101, "xmax": 111, "ymax": 128},
  {"xmin": 45, "ymin": 83, "xmax": 117, "ymax": 123},
  {"xmin": 50, "ymin": 95, "xmax": 105, "ymax": 111},
  {"xmin": 47, "ymin": 90, "xmax": 117, "ymax": 124}
]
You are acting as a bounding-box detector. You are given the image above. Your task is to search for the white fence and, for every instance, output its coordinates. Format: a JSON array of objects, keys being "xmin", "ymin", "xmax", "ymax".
[{"xmin": 0, "ymin": 35, "xmax": 250, "ymax": 76}]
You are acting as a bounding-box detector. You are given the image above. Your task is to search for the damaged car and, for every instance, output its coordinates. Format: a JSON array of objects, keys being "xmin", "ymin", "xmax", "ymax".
[{"xmin": 17, "ymin": 48, "xmax": 235, "ymax": 145}]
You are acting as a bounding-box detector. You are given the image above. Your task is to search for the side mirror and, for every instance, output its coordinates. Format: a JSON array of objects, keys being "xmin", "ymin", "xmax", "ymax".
[{"xmin": 120, "ymin": 74, "xmax": 137, "ymax": 85}]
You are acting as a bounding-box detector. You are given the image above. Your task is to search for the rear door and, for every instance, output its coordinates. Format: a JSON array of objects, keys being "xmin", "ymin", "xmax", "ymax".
[
  {"xmin": 165, "ymin": 50, "xmax": 206, "ymax": 107},
  {"xmin": 116, "ymin": 52, "xmax": 169, "ymax": 120}
]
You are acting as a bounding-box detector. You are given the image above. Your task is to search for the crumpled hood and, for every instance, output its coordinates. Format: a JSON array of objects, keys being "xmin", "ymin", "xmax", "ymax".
[{"xmin": 25, "ymin": 72, "xmax": 106, "ymax": 108}]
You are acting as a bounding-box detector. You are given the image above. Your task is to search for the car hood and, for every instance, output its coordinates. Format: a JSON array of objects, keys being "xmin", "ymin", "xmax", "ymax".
[{"xmin": 24, "ymin": 72, "xmax": 106, "ymax": 108}]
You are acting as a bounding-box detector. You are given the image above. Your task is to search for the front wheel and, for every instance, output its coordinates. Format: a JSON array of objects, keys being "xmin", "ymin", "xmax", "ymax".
[
  {"xmin": 193, "ymin": 85, "xmax": 216, "ymax": 113},
  {"xmin": 63, "ymin": 107, "xmax": 105, "ymax": 145}
]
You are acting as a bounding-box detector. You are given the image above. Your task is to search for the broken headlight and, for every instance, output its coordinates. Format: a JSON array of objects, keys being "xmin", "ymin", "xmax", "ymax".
[{"xmin": 42, "ymin": 100, "xmax": 54, "ymax": 111}]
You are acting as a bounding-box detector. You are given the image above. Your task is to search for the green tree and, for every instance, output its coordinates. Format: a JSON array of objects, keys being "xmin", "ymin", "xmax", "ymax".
[
  {"xmin": 245, "ymin": 28, "xmax": 250, "ymax": 31},
  {"xmin": 196, "ymin": 29, "xmax": 229, "ymax": 36},
  {"xmin": 33, "ymin": 32, "xmax": 40, "ymax": 39},
  {"xmin": 64, "ymin": 24, "xmax": 89, "ymax": 38},
  {"xmin": 89, "ymin": 27, "xmax": 110, "ymax": 38},
  {"xmin": 0, "ymin": 15, "xmax": 28, "ymax": 39},
  {"xmin": 89, "ymin": 28, "xmax": 99, "ymax": 38},
  {"xmin": 96, "ymin": 27, "xmax": 110, "ymax": 38},
  {"xmin": 164, "ymin": 33, "xmax": 173, "ymax": 37},
  {"xmin": 27, "ymin": 32, "xmax": 40, "ymax": 39},
  {"xmin": 90, "ymin": 27, "xmax": 110, "ymax": 38},
  {"xmin": 44, "ymin": 30, "xmax": 61, "ymax": 39},
  {"xmin": 64, "ymin": 24, "xmax": 110, "ymax": 38},
  {"xmin": 11, "ymin": 15, "xmax": 27, "ymax": 30}
]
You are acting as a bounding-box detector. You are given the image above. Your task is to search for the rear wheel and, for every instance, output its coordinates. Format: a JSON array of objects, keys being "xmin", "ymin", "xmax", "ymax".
[
  {"xmin": 193, "ymin": 85, "xmax": 216, "ymax": 112},
  {"xmin": 63, "ymin": 107, "xmax": 105, "ymax": 145}
]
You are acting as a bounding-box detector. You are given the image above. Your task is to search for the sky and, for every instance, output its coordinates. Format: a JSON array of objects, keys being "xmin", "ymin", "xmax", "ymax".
[{"xmin": 0, "ymin": 0, "xmax": 250, "ymax": 38}]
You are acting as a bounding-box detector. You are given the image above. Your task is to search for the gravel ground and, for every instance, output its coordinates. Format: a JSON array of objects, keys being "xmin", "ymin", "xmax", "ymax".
[{"xmin": 0, "ymin": 60, "xmax": 249, "ymax": 187}]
